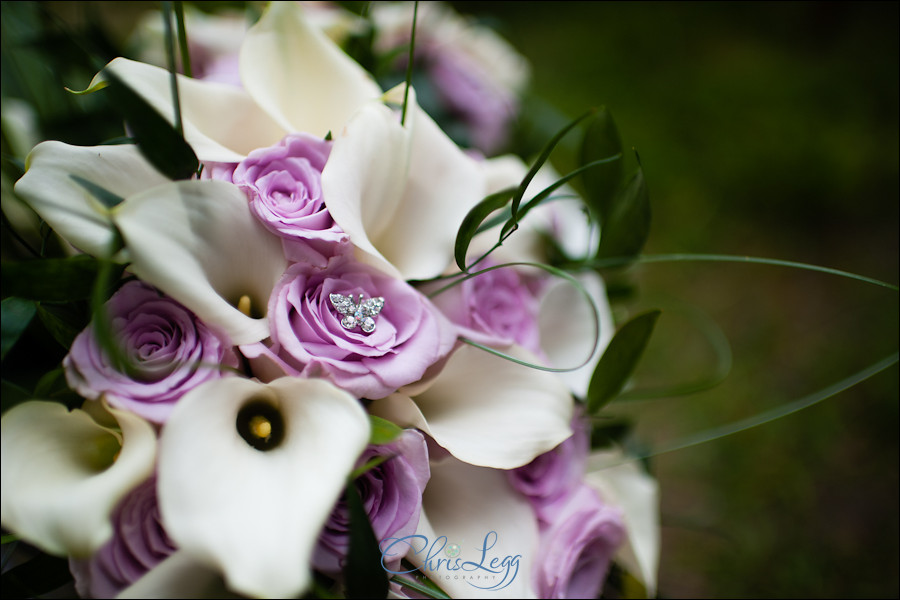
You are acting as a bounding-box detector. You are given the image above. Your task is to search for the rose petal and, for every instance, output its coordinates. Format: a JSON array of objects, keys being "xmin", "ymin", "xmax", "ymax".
[
  {"xmin": 370, "ymin": 344, "xmax": 574, "ymax": 469},
  {"xmin": 113, "ymin": 179, "xmax": 288, "ymax": 345},
  {"xmin": 156, "ymin": 376, "xmax": 369, "ymax": 598},
  {"xmin": 0, "ymin": 400, "xmax": 156, "ymax": 557},
  {"xmin": 100, "ymin": 57, "xmax": 286, "ymax": 162},
  {"xmin": 13, "ymin": 141, "xmax": 169, "ymax": 256},
  {"xmin": 239, "ymin": 1, "xmax": 381, "ymax": 138}
]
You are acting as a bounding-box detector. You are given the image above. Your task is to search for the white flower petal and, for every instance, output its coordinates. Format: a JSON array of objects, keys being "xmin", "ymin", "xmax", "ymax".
[
  {"xmin": 118, "ymin": 550, "xmax": 243, "ymax": 599},
  {"xmin": 322, "ymin": 101, "xmax": 411, "ymax": 279},
  {"xmin": 157, "ymin": 377, "xmax": 370, "ymax": 599},
  {"xmin": 585, "ymin": 449, "xmax": 661, "ymax": 597},
  {"xmin": 13, "ymin": 141, "xmax": 169, "ymax": 256},
  {"xmin": 101, "ymin": 57, "xmax": 286, "ymax": 162},
  {"xmin": 0, "ymin": 400, "xmax": 156, "ymax": 557},
  {"xmin": 370, "ymin": 344, "xmax": 574, "ymax": 469},
  {"xmin": 240, "ymin": 1, "xmax": 381, "ymax": 138},
  {"xmin": 539, "ymin": 271, "xmax": 616, "ymax": 399},
  {"xmin": 113, "ymin": 179, "xmax": 287, "ymax": 345},
  {"xmin": 378, "ymin": 88, "xmax": 487, "ymax": 280},
  {"xmin": 395, "ymin": 456, "xmax": 538, "ymax": 599}
]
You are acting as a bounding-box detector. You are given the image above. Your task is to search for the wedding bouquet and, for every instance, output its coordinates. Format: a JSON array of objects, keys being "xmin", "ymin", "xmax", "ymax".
[{"xmin": 1, "ymin": 2, "xmax": 660, "ymax": 598}]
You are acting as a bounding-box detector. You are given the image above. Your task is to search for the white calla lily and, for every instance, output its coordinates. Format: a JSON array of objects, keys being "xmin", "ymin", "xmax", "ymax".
[
  {"xmin": 156, "ymin": 376, "xmax": 369, "ymax": 599},
  {"xmin": 393, "ymin": 455, "xmax": 538, "ymax": 599},
  {"xmin": 539, "ymin": 271, "xmax": 616, "ymax": 399},
  {"xmin": 113, "ymin": 179, "xmax": 288, "ymax": 345},
  {"xmin": 118, "ymin": 551, "xmax": 243, "ymax": 599},
  {"xmin": 239, "ymin": 0, "xmax": 381, "ymax": 137},
  {"xmin": 0, "ymin": 400, "xmax": 156, "ymax": 558},
  {"xmin": 13, "ymin": 141, "xmax": 169, "ymax": 257},
  {"xmin": 370, "ymin": 344, "xmax": 574, "ymax": 469},
  {"xmin": 585, "ymin": 449, "xmax": 661, "ymax": 597}
]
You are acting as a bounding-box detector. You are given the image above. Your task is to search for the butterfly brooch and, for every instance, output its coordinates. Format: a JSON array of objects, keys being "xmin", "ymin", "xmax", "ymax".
[{"xmin": 329, "ymin": 293, "xmax": 385, "ymax": 333}]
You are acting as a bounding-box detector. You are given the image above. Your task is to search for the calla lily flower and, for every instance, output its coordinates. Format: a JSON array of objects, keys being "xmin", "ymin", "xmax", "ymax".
[
  {"xmin": 370, "ymin": 344, "xmax": 574, "ymax": 470},
  {"xmin": 0, "ymin": 400, "xmax": 156, "ymax": 558},
  {"xmin": 13, "ymin": 141, "xmax": 169, "ymax": 257},
  {"xmin": 15, "ymin": 144, "xmax": 288, "ymax": 345},
  {"xmin": 392, "ymin": 454, "xmax": 540, "ymax": 599},
  {"xmin": 585, "ymin": 448, "xmax": 661, "ymax": 597},
  {"xmin": 154, "ymin": 376, "xmax": 370, "ymax": 599},
  {"xmin": 95, "ymin": 1, "xmax": 489, "ymax": 282}
]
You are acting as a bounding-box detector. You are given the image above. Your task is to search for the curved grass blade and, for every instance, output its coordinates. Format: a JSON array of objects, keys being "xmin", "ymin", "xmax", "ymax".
[{"xmin": 454, "ymin": 187, "xmax": 516, "ymax": 271}]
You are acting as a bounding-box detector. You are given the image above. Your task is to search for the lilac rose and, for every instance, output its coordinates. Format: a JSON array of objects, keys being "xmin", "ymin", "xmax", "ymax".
[
  {"xmin": 231, "ymin": 133, "xmax": 348, "ymax": 267},
  {"xmin": 313, "ymin": 430, "xmax": 430, "ymax": 575},
  {"xmin": 64, "ymin": 280, "xmax": 239, "ymax": 424},
  {"xmin": 508, "ymin": 410, "xmax": 590, "ymax": 522},
  {"xmin": 242, "ymin": 255, "xmax": 457, "ymax": 399},
  {"xmin": 69, "ymin": 475, "xmax": 176, "ymax": 598},
  {"xmin": 533, "ymin": 483, "xmax": 626, "ymax": 599},
  {"xmin": 426, "ymin": 261, "xmax": 545, "ymax": 356}
]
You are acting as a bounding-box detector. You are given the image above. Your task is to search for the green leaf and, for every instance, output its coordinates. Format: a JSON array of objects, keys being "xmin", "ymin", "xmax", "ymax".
[
  {"xmin": 500, "ymin": 108, "xmax": 597, "ymax": 243},
  {"xmin": 36, "ymin": 301, "xmax": 89, "ymax": 350},
  {"xmin": 1, "ymin": 297, "xmax": 37, "ymax": 361},
  {"xmin": 0, "ymin": 256, "xmax": 124, "ymax": 301},
  {"xmin": 580, "ymin": 106, "xmax": 624, "ymax": 226},
  {"xmin": 1, "ymin": 379, "xmax": 32, "ymax": 415},
  {"xmin": 596, "ymin": 166, "xmax": 651, "ymax": 263},
  {"xmin": 101, "ymin": 67, "xmax": 199, "ymax": 181},
  {"xmin": 454, "ymin": 187, "xmax": 515, "ymax": 271},
  {"xmin": 350, "ymin": 455, "xmax": 390, "ymax": 480},
  {"xmin": 344, "ymin": 484, "xmax": 389, "ymax": 599},
  {"xmin": 586, "ymin": 309, "xmax": 661, "ymax": 414},
  {"xmin": 0, "ymin": 551, "xmax": 73, "ymax": 598},
  {"xmin": 368, "ymin": 414, "xmax": 403, "ymax": 445},
  {"xmin": 69, "ymin": 174, "xmax": 125, "ymax": 209},
  {"xmin": 589, "ymin": 417, "xmax": 633, "ymax": 449}
]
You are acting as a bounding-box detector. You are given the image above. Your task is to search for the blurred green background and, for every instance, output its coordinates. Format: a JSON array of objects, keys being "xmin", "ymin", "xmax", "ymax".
[
  {"xmin": 453, "ymin": 2, "xmax": 899, "ymax": 598},
  {"xmin": 2, "ymin": 1, "xmax": 898, "ymax": 598}
]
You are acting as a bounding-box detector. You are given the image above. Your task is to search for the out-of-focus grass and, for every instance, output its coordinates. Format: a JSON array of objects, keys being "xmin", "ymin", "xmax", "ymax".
[{"xmin": 453, "ymin": 1, "xmax": 898, "ymax": 597}]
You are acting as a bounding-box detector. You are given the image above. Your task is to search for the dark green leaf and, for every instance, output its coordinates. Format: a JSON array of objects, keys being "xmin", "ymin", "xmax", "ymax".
[
  {"xmin": 69, "ymin": 174, "xmax": 125, "ymax": 208},
  {"xmin": 37, "ymin": 301, "xmax": 90, "ymax": 350},
  {"xmin": 454, "ymin": 187, "xmax": 515, "ymax": 271},
  {"xmin": 101, "ymin": 67, "xmax": 198, "ymax": 180},
  {"xmin": 586, "ymin": 310, "xmax": 661, "ymax": 414},
  {"xmin": 368, "ymin": 415, "xmax": 403, "ymax": 445},
  {"xmin": 1, "ymin": 379, "xmax": 32, "ymax": 415},
  {"xmin": 1, "ymin": 256, "xmax": 124, "ymax": 301},
  {"xmin": 589, "ymin": 417, "xmax": 633, "ymax": 449},
  {"xmin": 1, "ymin": 297, "xmax": 37, "ymax": 361},
  {"xmin": 344, "ymin": 484, "xmax": 389, "ymax": 599},
  {"xmin": 596, "ymin": 167, "xmax": 651, "ymax": 263},
  {"xmin": 501, "ymin": 108, "xmax": 597, "ymax": 243},
  {"xmin": 580, "ymin": 107, "xmax": 624, "ymax": 226},
  {"xmin": 0, "ymin": 549, "xmax": 73, "ymax": 597}
]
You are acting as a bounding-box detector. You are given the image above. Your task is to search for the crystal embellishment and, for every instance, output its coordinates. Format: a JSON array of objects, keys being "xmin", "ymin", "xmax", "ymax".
[{"xmin": 329, "ymin": 293, "xmax": 385, "ymax": 333}]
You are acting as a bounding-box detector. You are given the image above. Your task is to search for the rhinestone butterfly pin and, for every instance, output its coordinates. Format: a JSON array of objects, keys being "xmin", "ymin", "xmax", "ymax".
[{"xmin": 329, "ymin": 293, "xmax": 385, "ymax": 333}]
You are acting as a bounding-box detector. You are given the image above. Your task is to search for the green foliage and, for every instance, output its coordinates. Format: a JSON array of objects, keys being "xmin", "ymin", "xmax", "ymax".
[
  {"xmin": 1, "ymin": 255, "xmax": 124, "ymax": 301},
  {"xmin": 1, "ymin": 297, "xmax": 37, "ymax": 360},
  {"xmin": 586, "ymin": 309, "xmax": 661, "ymax": 414},
  {"xmin": 344, "ymin": 484, "xmax": 389, "ymax": 599},
  {"xmin": 100, "ymin": 67, "xmax": 199, "ymax": 181},
  {"xmin": 580, "ymin": 106, "xmax": 625, "ymax": 227},
  {"xmin": 368, "ymin": 414, "xmax": 403, "ymax": 445},
  {"xmin": 595, "ymin": 166, "xmax": 651, "ymax": 263}
]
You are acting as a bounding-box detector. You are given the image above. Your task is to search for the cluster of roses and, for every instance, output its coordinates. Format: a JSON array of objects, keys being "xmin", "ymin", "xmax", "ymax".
[{"xmin": 0, "ymin": 3, "xmax": 658, "ymax": 599}]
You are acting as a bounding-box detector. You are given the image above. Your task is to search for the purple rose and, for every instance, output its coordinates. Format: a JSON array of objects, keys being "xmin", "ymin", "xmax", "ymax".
[
  {"xmin": 313, "ymin": 430, "xmax": 430, "ymax": 575},
  {"xmin": 242, "ymin": 256, "xmax": 457, "ymax": 399},
  {"xmin": 64, "ymin": 280, "xmax": 239, "ymax": 424},
  {"xmin": 231, "ymin": 133, "xmax": 348, "ymax": 267},
  {"xmin": 532, "ymin": 483, "xmax": 625, "ymax": 599},
  {"xmin": 508, "ymin": 410, "xmax": 590, "ymax": 523},
  {"xmin": 426, "ymin": 262, "xmax": 545, "ymax": 356},
  {"xmin": 69, "ymin": 475, "xmax": 176, "ymax": 598}
]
